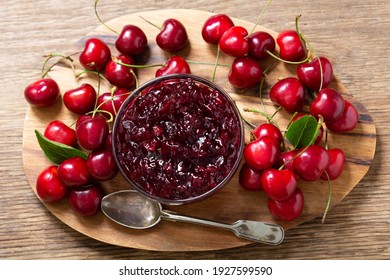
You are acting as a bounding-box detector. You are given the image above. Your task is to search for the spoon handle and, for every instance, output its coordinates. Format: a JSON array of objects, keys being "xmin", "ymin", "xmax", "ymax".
[
  {"xmin": 160, "ymin": 210, "xmax": 284, "ymax": 245},
  {"xmin": 231, "ymin": 220, "xmax": 284, "ymax": 245}
]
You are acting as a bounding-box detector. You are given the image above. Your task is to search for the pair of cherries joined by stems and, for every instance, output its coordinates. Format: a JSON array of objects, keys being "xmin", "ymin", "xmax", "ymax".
[{"xmin": 201, "ymin": 13, "xmax": 273, "ymax": 89}]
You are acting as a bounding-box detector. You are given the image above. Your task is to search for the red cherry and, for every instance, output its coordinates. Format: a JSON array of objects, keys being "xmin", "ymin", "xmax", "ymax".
[
  {"xmin": 219, "ymin": 26, "xmax": 249, "ymax": 57},
  {"xmin": 105, "ymin": 132, "xmax": 113, "ymax": 151},
  {"xmin": 86, "ymin": 149, "xmax": 118, "ymax": 181},
  {"xmin": 261, "ymin": 169, "xmax": 298, "ymax": 201},
  {"xmin": 155, "ymin": 55, "xmax": 191, "ymax": 77},
  {"xmin": 321, "ymin": 148, "xmax": 346, "ymax": 180},
  {"xmin": 97, "ymin": 88, "xmax": 130, "ymax": 119},
  {"xmin": 104, "ymin": 54, "xmax": 136, "ymax": 89},
  {"xmin": 238, "ymin": 162, "xmax": 263, "ymax": 191},
  {"xmin": 116, "ymin": 25, "xmax": 148, "ymax": 56},
  {"xmin": 57, "ymin": 156, "xmax": 90, "ymax": 187},
  {"xmin": 44, "ymin": 120, "xmax": 77, "ymax": 147},
  {"xmin": 292, "ymin": 113, "xmax": 323, "ymax": 144},
  {"xmin": 24, "ymin": 78, "xmax": 60, "ymax": 107},
  {"xmin": 268, "ymin": 187, "xmax": 304, "ymax": 221},
  {"xmin": 201, "ymin": 13, "xmax": 234, "ymax": 44},
  {"xmin": 252, "ymin": 123, "xmax": 283, "ymax": 145},
  {"xmin": 326, "ymin": 100, "xmax": 358, "ymax": 133},
  {"xmin": 293, "ymin": 145, "xmax": 330, "ymax": 181},
  {"xmin": 76, "ymin": 116, "xmax": 109, "ymax": 150},
  {"xmin": 269, "ymin": 77, "xmax": 306, "ymax": 113},
  {"xmin": 248, "ymin": 31, "xmax": 276, "ymax": 60},
  {"xmin": 36, "ymin": 165, "xmax": 67, "ymax": 202},
  {"xmin": 275, "ymin": 150, "xmax": 298, "ymax": 171},
  {"xmin": 243, "ymin": 136, "xmax": 280, "ymax": 171},
  {"xmin": 156, "ymin": 18, "xmax": 189, "ymax": 52},
  {"xmin": 228, "ymin": 56, "xmax": 263, "ymax": 89},
  {"xmin": 63, "ymin": 83, "xmax": 97, "ymax": 115},
  {"xmin": 68, "ymin": 184, "xmax": 102, "ymax": 216},
  {"xmin": 79, "ymin": 38, "xmax": 111, "ymax": 72},
  {"xmin": 75, "ymin": 114, "xmax": 93, "ymax": 130},
  {"xmin": 276, "ymin": 30, "xmax": 306, "ymax": 62},
  {"xmin": 297, "ymin": 56, "xmax": 333, "ymax": 92},
  {"xmin": 310, "ymin": 88, "xmax": 345, "ymax": 122}
]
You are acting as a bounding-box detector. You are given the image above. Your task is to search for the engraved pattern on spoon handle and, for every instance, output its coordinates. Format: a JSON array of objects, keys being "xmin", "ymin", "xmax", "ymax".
[
  {"xmin": 161, "ymin": 210, "xmax": 284, "ymax": 245},
  {"xmin": 231, "ymin": 220, "xmax": 285, "ymax": 245}
]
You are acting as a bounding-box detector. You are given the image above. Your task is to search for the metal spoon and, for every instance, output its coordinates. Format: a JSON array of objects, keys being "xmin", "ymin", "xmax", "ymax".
[{"xmin": 101, "ymin": 190, "xmax": 284, "ymax": 245}]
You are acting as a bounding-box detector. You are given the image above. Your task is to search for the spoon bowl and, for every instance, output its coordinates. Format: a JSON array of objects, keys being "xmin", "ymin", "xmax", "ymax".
[
  {"xmin": 101, "ymin": 190, "xmax": 285, "ymax": 245},
  {"xmin": 101, "ymin": 190, "xmax": 162, "ymax": 229}
]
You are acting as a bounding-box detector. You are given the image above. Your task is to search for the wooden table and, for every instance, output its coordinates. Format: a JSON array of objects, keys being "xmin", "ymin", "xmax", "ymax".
[{"xmin": 1, "ymin": 0, "xmax": 389, "ymax": 259}]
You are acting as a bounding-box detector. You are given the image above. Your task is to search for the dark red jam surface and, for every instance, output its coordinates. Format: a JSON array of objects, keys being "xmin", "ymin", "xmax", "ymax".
[{"xmin": 115, "ymin": 77, "xmax": 242, "ymax": 200}]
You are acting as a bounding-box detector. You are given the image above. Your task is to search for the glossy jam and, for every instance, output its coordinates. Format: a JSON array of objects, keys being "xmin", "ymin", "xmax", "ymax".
[{"xmin": 115, "ymin": 76, "xmax": 242, "ymax": 202}]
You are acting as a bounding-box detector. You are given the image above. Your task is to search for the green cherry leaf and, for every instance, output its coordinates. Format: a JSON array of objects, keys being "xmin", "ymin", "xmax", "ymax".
[
  {"xmin": 35, "ymin": 129, "xmax": 87, "ymax": 165},
  {"xmin": 285, "ymin": 115, "xmax": 319, "ymax": 149}
]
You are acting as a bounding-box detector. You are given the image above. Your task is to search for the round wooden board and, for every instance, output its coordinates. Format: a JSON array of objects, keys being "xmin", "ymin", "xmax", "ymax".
[{"xmin": 22, "ymin": 9, "xmax": 376, "ymax": 251}]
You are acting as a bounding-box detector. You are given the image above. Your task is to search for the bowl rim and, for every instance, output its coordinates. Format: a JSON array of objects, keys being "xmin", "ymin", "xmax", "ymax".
[{"xmin": 111, "ymin": 73, "xmax": 245, "ymax": 205}]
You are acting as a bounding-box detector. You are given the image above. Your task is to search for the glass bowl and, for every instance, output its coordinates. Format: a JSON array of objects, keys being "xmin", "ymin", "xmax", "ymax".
[{"xmin": 112, "ymin": 74, "xmax": 244, "ymax": 205}]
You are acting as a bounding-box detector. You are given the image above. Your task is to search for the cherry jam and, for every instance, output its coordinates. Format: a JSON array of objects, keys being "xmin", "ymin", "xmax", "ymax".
[{"xmin": 114, "ymin": 75, "xmax": 243, "ymax": 203}]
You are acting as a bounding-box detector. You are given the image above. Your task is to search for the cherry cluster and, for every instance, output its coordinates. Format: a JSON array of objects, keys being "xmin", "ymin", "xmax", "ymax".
[
  {"xmin": 24, "ymin": 1, "xmax": 359, "ymax": 222},
  {"xmin": 35, "ymin": 114, "xmax": 119, "ymax": 216},
  {"xmin": 204, "ymin": 15, "xmax": 359, "ymax": 221},
  {"xmin": 202, "ymin": 13, "xmax": 272, "ymax": 88}
]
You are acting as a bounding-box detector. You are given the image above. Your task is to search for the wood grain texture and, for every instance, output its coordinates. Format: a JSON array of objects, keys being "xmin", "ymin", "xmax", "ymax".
[{"xmin": 1, "ymin": 0, "xmax": 389, "ymax": 259}]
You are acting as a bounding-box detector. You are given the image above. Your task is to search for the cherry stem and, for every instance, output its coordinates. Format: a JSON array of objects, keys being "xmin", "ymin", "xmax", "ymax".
[
  {"xmin": 324, "ymin": 127, "xmax": 329, "ymax": 150},
  {"xmin": 243, "ymin": 107, "xmax": 267, "ymax": 117},
  {"xmin": 112, "ymin": 57, "xmax": 231, "ymax": 70},
  {"xmin": 258, "ymin": 78, "xmax": 267, "ymax": 114},
  {"xmin": 269, "ymin": 106, "xmax": 282, "ymax": 122},
  {"xmin": 263, "ymin": 60, "xmax": 278, "ymax": 75},
  {"xmin": 91, "ymin": 108, "xmax": 114, "ymax": 123},
  {"xmin": 112, "ymin": 56, "xmax": 163, "ymax": 68},
  {"xmin": 285, "ymin": 112, "xmax": 298, "ymax": 130},
  {"xmin": 131, "ymin": 69, "xmax": 139, "ymax": 89},
  {"xmin": 139, "ymin": 15, "xmax": 161, "ymax": 30},
  {"xmin": 254, "ymin": 77, "xmax": 281, "ymax": 125},
  {"xmin": 111, "ymin": 88, "xmax": 130, "ymax": 116},
  {"xmin": 41, "ymin": 53, "xmax": 76, "ymax": 79},
  {"xmin": 69, "ymin": 119, "xmax": 78, "ymax": 128},
  {"xmin": 294, "ymin": 15, "xmax": 308, "ymax": 56},
  {"xmin": 211, "ymin": 46, "xmax": 221, "ymax": 82},
  {"xmin": 248, "ymin": 0, "xmax": 273, "ymax": 36},
  {"xmin": 266, "ymin": 49, "xmax": 311, "ymax": 65},
  {"xmin": 295, "ymin": 15, "xmax": 324, "ymax": 92},
  {"xmin": 318, "ymin": 57, "xmax": 324, "ymax": 92},
  {"xmin": 243, "ymin": 107, "xmax": 275, "ymax": 125},
  {"xmin": 231, "ymin": 99, "xmax": 257, "ymax": 133},
  {"xmin": 321, "ymin": 170, "xmax": 332, "ymax": 224},
  {"xmin": 242, "ymin": 115, "xmax": 257, "ymax": 131},
  {"xmin": 76, "ymin": 69, "xmax": 110, "ymax": 84},
  {"xmin": 90, "ymin": 73, "xmax": 111, "ymax": 122},
  {"xmin": 95, "ymin": 68, "xmax": 102, "ymax": 110},
  {"xmin": 186, "ymin": 59, "xmax": 230, "ymax": 68},
  {"xmin": 110, "ymin": 86, "xmax": 117, "ymax": 95},
  {"xmin": 94, "ymin": 0, "xmax": 119, "ymax": 35}
]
